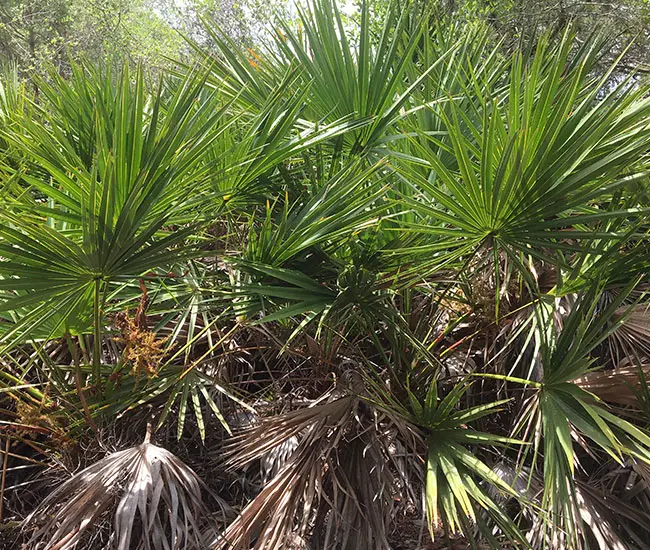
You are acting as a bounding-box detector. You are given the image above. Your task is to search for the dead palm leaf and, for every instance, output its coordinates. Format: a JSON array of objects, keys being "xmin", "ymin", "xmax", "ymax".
[
  {"xmin": 492, "ymin": 462, "xmax": 638, "ymax": 549},
  {"xmin": 24, "ymin": 425, "xmax": 207, "ymax": 550},
  {"xmin": 608, "ymin": 303, "xmax": 650, "ymax": 366},
  {"xmin": 573, "ymin": 364, "xmax": 650, "ymax": 407},
  {"xmin": 219, "ymin": 396, "xmax": 417, "ymax": 550}
]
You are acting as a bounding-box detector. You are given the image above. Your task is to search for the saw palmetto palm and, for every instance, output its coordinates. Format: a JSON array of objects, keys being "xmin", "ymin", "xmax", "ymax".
[{"xmin": 3, "ymin": 1, "xmax": 650, "ymax": 549}]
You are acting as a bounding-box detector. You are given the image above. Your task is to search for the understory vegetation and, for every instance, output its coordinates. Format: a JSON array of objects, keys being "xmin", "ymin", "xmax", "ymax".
[{"xmin": 1, "ymin": 1, "xmax": 650, "ymax": 548}]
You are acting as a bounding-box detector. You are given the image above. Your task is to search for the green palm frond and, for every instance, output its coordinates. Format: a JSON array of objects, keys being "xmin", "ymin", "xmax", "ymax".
[
  {"xmin": 507, "ymin": 281, "xmax": 650, "ymax": 548},
  {"xmin": 370, "ymin": 376, "xmax": 530, "ymax": 547},
  {"xmin": 391, "ymin": 31, "xmax": 650, "ymax": 290}
]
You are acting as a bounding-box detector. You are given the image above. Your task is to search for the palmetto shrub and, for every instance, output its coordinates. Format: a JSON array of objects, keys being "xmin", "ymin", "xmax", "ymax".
[{"xmin": 1, "ymin": 1, "xmax": 650, "ymax": 549}]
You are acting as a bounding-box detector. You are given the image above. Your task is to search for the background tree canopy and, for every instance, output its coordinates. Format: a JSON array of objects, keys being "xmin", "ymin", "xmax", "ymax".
[
  {"xmin": 2, "ymin": 0, "xmax": 650, "ymax": 76},
  {"xmin": 0, "ymin": 0, "xmax": 287, "ymax": 76}
]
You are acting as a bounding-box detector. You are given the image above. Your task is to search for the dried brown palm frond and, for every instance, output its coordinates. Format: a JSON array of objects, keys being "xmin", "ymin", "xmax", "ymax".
[
  {"xmin": 24, "ymin": 425, "xmax": 208, "ymax": 550},
  {"xmin": 583, "ymin": 460, "xmax": 650, "ymax": 548},
  {"xmin": 219, "ymin": 396, "xmax": 421, "ymax": 550},
  {"xmin": 632, "ymin": 459, "xmax": 650, "ymax": 488},
  {"xmin": 573, "ymin": 483, "xmax": 634, "ymax": 550},
  {"xmin": 573, "ymin": 364, "xmax": 650, "ymax": 407},
  {"xmin": 608, "ymin": 303, "xmax": 650, "ymax": 366},
  {"xmin": 223, "ymin": 407, "xmax": 299, "ymax": 484},
  {"xmin": 491, "ymin": 462, "xmax": 640, "ymax": 550}
]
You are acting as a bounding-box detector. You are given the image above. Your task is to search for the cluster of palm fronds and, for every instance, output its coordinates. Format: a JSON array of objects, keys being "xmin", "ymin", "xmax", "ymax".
[{"xmin": 1, "ymin": 0, "xmax": 650, "ymax": 548}]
